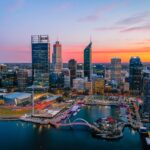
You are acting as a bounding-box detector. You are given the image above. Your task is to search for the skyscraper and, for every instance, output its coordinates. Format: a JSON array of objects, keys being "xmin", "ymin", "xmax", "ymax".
[
  {"xmin": 84, "ymin": 42, "xmax": 92, "ymax": 81},
  {"xmin": 142, "ymin": 69, "xmax": 150, "ymax": 114},
  {"xmin": 32, "ymin": 35, "xmax": 50, "ymax": 87},
  {"xmin": 129, "ymin": 57, "xmax": 143, "ymax": 95},
  {"xmin": 111, "ymin": 57, "xmax": 122, "ymax": 84},
  {"xmin": 52, "ymin": 41, "xmax": 62, "ymax": 73},
  {"xmin": 68, "ymin": 59, "xmax": 77, "ymax": 87}
]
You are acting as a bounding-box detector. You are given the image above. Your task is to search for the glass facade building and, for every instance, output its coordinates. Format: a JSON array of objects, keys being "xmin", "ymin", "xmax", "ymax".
[
  {"xmin": 68, "ymin": 59, "xmax": 77, "ymax": 87},
  {"xmin": 84, "ymin": 42, "xmax": 92, "ymax": 81},
  {"xmin": 129, "ymin": 57, "xmax": 143, "ymax": 95},
  {"xmin": 111, "ymin": 57, "xmax": 122, "ymax": 84},
  {"xmin": 32, "ymin": 35, "xmax": 50, "ymax": 87}
]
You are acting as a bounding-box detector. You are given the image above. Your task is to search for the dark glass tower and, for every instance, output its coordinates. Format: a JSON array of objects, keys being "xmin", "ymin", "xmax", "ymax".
[
  {"xmin": 32, "ymin": 35, "xmax": 50, "ymax": 87},
  {"xmin": 129, "ymin": 57, "xmax": 143, "ymax": 95},
  {"xmin": 84, "ymin": 42, "xmax": 92, "ymax": 81},
  {"xmin": 68, "ymin": 59, "xmax": 77, "ymax": 87}
]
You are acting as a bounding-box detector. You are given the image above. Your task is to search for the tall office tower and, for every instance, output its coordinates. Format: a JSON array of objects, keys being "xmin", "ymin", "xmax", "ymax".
[
  {"xmin": 111, "ymin": 57, "xmax": 122, "ymax": 84},
  {"xmin": 68, "ymin": 59, "xmax": 77, "ymax": 87},
  {"xmin": 84, "ymin": 42, "xmax": 92, "ymax": 81},
  {"xmin": 142, "ymin": 69, "xmax": 150, "ymax": 114},
  {"xmin": 129, "ymin": 57, "xmax": 143, "ymax": 95},
  {"xmin": 52, "ymin": 41, "xmax": 62, "ymax": 73},
  {"xmin": 17, "ymin": 69, "xmax": 28, "ymax": 91},
  {"xmin": 32, "ymin": 35, "xmax": 50, "ymax": 87}
]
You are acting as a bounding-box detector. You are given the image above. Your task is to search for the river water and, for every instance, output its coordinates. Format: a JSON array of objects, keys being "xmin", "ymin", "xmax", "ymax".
[{"xmin": 0, "ymin": 106, "xmax": 143, "ymax": 150}]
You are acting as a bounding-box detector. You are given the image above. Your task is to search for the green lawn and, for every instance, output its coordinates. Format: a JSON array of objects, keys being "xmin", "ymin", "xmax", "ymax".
[{"xmin": 0, "ymin": 107, "xmax": 31, "ymax": 118}]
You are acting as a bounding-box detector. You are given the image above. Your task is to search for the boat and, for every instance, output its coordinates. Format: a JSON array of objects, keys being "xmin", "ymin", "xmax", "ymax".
[
  {"xmin": 73, "ymin": 112, "xmax": 77, "ymax": 116},
  {"xmin": 139, "ymin": 126, "xmax": 148, "ymax": 134}
]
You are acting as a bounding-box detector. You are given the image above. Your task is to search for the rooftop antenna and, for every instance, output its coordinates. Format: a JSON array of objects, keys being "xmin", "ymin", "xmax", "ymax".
[{"xmin": 90, "ymin": 34, "xmax": 92, "ymax": 43}]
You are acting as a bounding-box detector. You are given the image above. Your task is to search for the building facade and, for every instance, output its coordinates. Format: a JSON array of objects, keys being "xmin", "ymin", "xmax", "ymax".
[
  {"xmin": 142, "ymin": 69, "xmax": 150, "ymax": 114},
  {"xmin": 52, "ymin": 41, "xmax": 62, "ymax": 73},
  {"xmin": 111, "ymin": 57, "xmax": 122, "ymax": 84},
  {"xmin": 129, "ymin": 57, "xmax": 143, "ymax": 95},
  {"xmin": 93, "ymin": 78, "xmax": 104, "ymax": 95},
  {"xmin": 68, "ymin": 59, "xmax": 77, "ymax": 86},
  {"xmin": 84, "ymin": 42, "xmax": 92, "ymax": 81},
  {"xmin": 32, "ymin": 35, "xmax": 50, "ymax": 87}
]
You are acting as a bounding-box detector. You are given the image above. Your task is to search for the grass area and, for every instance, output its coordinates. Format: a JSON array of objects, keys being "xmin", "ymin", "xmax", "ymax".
[{"xmin": 0, "ymin": 107, "xmax": 31, "ymax": 118}]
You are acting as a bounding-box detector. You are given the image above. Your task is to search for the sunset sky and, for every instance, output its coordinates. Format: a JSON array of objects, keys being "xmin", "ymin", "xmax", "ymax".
[{"xmin": 0, "ymin": 0, "xmax": 150, "ymax": 63}]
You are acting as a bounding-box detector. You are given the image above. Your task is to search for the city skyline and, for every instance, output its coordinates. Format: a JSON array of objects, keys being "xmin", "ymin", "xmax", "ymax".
[{"xmin": 0, "ymin": 0, "xmax": 150, "ymax": 63}]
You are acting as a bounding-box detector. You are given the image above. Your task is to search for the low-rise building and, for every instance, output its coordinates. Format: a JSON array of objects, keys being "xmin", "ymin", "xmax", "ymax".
[
  {"xmin": 93, "ymin": 78, "xmax": 104, "ymax": 95},
  {"xmin": 3, "ymin": 92, "xmax": 32, "ymax": 105}
]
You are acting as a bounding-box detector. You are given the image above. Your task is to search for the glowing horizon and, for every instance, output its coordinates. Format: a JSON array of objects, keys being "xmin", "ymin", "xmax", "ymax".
[{"xmin": 0, "ymin": 0, "xmax": 150, "ymax": 63}]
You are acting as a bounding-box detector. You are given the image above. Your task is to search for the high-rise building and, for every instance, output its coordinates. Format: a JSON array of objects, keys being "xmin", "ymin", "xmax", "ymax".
[
  {"xmin": 111, "ymin": 57, "xmax": 121, "ymax": 84},
  {"xmin": 84, "ymin": 42, "xmax": 92, "ymax": 81},
  {"xmin": 52, "ymin": 41, "xmax": 62, "ymax": 73},
  {"xmin": 68, "ymin": 59, "xmax": 77, "ymax": 86},
  {"xmin": 62, "ymin": 68, "xmax": 70, "ymax": 88},
  {"xmin": 32, "ymin": 35, "xmax": 50, "ymax": 87},
  {"xmin": 142, "ymin": 69, "xmax": 150, "ymax": 114},
  {"xmin": 17, "ymin": 69, "xmax": 28, "ymax": 91},
  {"xmin": 129, "ymin": 57, "xmax": 143, "ymax": 95}
]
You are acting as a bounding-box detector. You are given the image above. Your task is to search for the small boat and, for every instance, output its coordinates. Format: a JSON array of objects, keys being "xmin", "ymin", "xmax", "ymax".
[{"xmin": 73, "ymin": 112, "xmax": 77, "ymax": 116}]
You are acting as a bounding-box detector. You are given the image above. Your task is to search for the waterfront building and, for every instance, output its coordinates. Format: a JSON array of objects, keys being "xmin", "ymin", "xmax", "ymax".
[
  {"xmin": 52, "ymin": 41, "xmax": 62, "ymax": 73},
  {"xmin": 111, "ymin": 57, "xmax": 122, "ymax": 84},
  {"xmin": 84, "ymin": 42, "xmax": 92, "ymax": 81},
  {"xmin": 3, "ymin": 92, "xmax": 31, "ymax": 105},
  {"xmin": 129, "ymin": 57, "xmax": 143, "ymax": 95},
  {"xmin": 32, "ymin": 35, "xmax": 50, "ymax": 87},
  {"xmin": 93, "ymin": 78, "xmax": 104, "ymax": 95},
  {"xmin": 17, "ymin": 69, "xmax": 28, "ymax": 91},
  {"xmin": 68, "ymin": 59, "xmax": 77, "ymax": 86},
  {"xmin": 93, "ymin": 64, "xmax": 105, "ymax": 78},
  {"xmin": 62, "ymin": 68, "xmax": 70, "ymax": 88}
]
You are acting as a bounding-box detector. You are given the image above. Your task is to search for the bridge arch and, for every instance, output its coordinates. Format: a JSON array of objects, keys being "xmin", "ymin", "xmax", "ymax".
[{"xmin": 72, "ymin": 118, "xmax": 91, "ymax": 127}]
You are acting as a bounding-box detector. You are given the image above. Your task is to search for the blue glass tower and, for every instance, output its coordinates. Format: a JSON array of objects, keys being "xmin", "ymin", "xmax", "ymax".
[
  {"xmin": 32, "ymin": 35, "xmax": 50, "ymax": 87},
  {"xmin": 129, "ymin": 57, "xmax": 143, "ymax": 95},
  {"xmin": 84, "ymin": 42, "xmax": 92, "ymax": 81}
]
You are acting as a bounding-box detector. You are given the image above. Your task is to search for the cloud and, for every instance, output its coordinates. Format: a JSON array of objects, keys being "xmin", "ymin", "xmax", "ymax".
[
  {"xmin": 94, "ymin": 26, "xmax": 123, "ymax": 31},
  {"xmin": 117, "ymin": 11, "xmax": 150, "ymax": 25},
  {"xmin": 121, "ymin": 24, "xmax": 150, "ymax": 32},
  {"xmin": 78, "ymin": 3, "xmax": 119, "ymax": 22}
]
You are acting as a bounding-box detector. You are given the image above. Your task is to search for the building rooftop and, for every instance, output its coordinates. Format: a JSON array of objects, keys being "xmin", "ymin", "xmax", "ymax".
[{"xmin": 4, "ymin": 92, "xmax": 31, "ymax": 100}]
